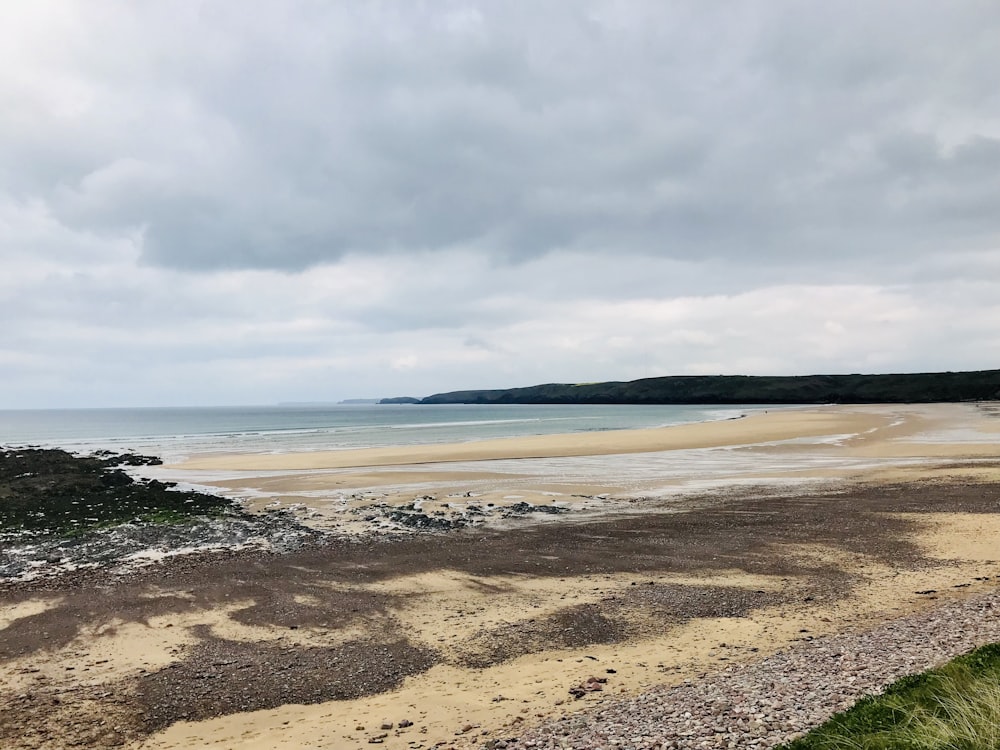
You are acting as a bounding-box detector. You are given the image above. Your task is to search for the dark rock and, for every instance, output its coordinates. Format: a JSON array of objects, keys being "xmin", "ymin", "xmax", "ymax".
[
  {"xmin": 503, "ymin": 501, "xmax": 569, "ymax": 518},
  {"xmin": 0, "ymin": 447, "xmax": 232, "ymax": 537},
  {"xmin": 384, "ymin": 510, "xmax": 465, "ymax": 531}
]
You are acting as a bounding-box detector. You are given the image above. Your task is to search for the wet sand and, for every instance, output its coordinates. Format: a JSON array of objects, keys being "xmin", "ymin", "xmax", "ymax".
[
  {"xmin": 2, "ymin": 403, "xmax": 1000, "ymax": 749},
  {"xmin": 172, "ymin": 405, "xmax": 917, "ymax": 471},
  {"xmin": 167, "ymin": 403, "xmax": 1000, "ymax": 537}
]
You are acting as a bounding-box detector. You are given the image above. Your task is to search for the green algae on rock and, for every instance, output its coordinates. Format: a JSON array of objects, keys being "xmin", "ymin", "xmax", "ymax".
[{"xmin": 0, "ymin": 447, "xmax": 234, "ymax": 535}]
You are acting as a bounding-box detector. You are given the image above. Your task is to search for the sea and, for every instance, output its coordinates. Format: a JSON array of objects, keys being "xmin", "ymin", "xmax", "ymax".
[
  {"xmin": 0, "ymin": 403, "xmax": 856, "ymax": 581},
  {"xmin": 0, "ymin": 403, "xmax": 760, "ymax": 461}
]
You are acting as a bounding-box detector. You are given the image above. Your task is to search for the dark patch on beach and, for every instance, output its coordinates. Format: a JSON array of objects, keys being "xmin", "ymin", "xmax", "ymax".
[
  {"xmin": 4, "ymin": 479, "xmax": 984, "ymax": 657},
  {"xmin": 0, "ymin": 680, "xmax": 146, "ymax": 750},
  {"xmin": 0, "ymin": 587, "xmax": 204, "ymax": 660},
  {"xmin": 228, "ymin": 585, "xmax": 395, "ymax": 630},
  {"xmin": 458, "ymin": 603, "xmax": 626, "ymax": 669},
  {"xmin": 136, "ymin": 632, "xmax": 437, "ymax": 730},
  {"xmin": 297, "ymin": 487, "xmax": 933, "ymax": 583},
  {"xmin": 0, "ymin": 568, "xmax": 401, "ymax": 660},
  {"xmin": 2, "ymin": 479, "xmax": 999, "ymax": 746},
  {"xmin": 455, "ymin": 585, "xmax": 793, "ymax": 669},
  {"xmin": 607, "ymin": 582, "xmax": 793, "ymax": 623}
]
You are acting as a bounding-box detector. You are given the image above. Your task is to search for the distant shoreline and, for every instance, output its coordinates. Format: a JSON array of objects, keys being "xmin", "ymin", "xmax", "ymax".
[
  {"xmin": 3, "ymin": 402, "xmax": 1000, "ymax": 750},
  {"xmin": 419, "ymin": 368, "xmax": 1000, "ymax": 405},
  {"xmin": 170, "ymin": 402, "xmax": 995, "ymax": 472}
]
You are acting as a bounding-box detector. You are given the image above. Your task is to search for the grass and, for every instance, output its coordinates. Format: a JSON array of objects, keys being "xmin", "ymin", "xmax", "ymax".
[{"xmin": 779, "ymin": 643, "xmax": 1000, "ymax": 750}]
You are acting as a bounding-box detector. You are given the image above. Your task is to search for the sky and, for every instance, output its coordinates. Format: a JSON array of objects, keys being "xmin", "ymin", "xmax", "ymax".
[{"xmin": 2, "ymin": 1, "xmax": 999, "ymax": 408}]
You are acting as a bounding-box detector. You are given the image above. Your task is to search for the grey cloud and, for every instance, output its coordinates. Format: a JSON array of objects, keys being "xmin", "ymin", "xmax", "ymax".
[
  {"xmin": 6, "ymin": 2, "xmax": 1000, "ymax": 408},
  {"xmin": 5, "ymin": 1, "xmax": 996, "ymax": 276}
]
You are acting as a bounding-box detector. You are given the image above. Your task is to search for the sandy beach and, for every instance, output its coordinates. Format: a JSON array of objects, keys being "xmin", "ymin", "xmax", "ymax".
[
  {"xmin": 177, "ymin": 403, "xmax": 998, "ymax": 472},
  {"xmin": 168, "ymin": 403, "xmax": 1000, "ymax": 537},
  {"xmin": 3, "ymin": 403, "xmax": 1000, "ymax": 749}
]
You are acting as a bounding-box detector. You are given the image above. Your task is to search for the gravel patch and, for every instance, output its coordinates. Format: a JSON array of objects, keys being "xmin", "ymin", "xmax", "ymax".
[
  {"xmin": 489, "ymin": 587, "xmax": 1000, "ymax": 750},
  {"xmin": 137, "ymin": 633, "xmax": 438, "ymax": 731}
]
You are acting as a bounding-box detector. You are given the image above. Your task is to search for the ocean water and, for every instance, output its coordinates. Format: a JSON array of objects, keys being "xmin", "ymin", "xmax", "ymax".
[{"xmin": 0, "ymin": 403, "xmax": 762, "ymax": 461}]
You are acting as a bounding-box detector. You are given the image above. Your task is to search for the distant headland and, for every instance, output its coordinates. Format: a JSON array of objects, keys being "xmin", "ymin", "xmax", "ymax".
[{"xmin": 411, "ymin": 368, "xmax": 1000, "ymax": 405}]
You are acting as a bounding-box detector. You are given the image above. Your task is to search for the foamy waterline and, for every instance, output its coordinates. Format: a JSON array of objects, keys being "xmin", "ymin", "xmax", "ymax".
[{"xmin": 0, "ymin": 403, "xmax": 767, "ymax": 463}]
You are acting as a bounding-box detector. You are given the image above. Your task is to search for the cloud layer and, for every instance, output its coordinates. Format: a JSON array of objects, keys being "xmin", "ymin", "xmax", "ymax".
[{"xmin": 2, "ymin": 2, "xmax": 999, "ymax": 406}]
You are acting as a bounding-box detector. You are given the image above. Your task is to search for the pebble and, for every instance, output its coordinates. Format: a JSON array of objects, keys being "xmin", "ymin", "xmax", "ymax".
[{"xmin": 494, "ymin": 588, "xmax": 1000, "ymax": 749}]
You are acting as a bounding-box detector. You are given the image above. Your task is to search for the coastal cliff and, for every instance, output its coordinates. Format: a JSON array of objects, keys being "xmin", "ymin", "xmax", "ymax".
[{"xmin": 421, "ymin": 369, "xmax": 1000, "ymax": 405}]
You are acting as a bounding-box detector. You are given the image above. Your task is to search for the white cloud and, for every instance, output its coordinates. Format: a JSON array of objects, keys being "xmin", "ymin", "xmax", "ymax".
[
  {"xmin": 2, "ymin": 230, "xmax": 998, "ymax": 405},
  {"xmin": 1, "ymin": 1, "xmax": 999, "ymax": 406}
]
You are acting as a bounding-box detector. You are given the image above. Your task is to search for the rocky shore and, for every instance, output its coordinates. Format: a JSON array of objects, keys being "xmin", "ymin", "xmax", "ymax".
[
  {"xmin": 0, "ymin": 447, "xmax": 321, "ymax": 582},
  {"xmin": 0, "ymin": 447, "xmax": 230, "ymax": 535},
  {"xmin": 0, "ymin": 509, "xmax": 323, "ymax": 582},
  {"xmin": 0, "ymin": 443, "xmax": 599, "ymax": 583},
  {"xmin": 489, "ymin": 588, "xmax": 1000, "ymax": 750}
]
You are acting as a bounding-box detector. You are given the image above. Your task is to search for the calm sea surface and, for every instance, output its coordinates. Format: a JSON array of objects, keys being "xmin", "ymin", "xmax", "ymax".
[{"xmin": 0, "ymin": 403, "xmax": 766, "ymax": 461}]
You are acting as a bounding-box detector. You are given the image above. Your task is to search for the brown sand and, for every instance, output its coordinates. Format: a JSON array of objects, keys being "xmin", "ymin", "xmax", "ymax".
[{"xmin": 1, "ymin": 403, "xmax": 999, "ymax": 750}]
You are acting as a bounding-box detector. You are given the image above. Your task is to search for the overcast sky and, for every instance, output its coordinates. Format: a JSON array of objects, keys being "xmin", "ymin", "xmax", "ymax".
[{"xmin": 2, "ymin": 1, "xmax": 999, "ymax": 408}]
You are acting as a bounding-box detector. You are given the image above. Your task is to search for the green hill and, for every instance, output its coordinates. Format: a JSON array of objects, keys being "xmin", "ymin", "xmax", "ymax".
[{"xmin": 421, "ymin": 369, "xmax": 1000, "ymax": 405}]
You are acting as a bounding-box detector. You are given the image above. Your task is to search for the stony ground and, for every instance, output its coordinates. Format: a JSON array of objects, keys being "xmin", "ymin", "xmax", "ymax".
[
  {"xmin": 488, "ymin": 587, "xmax": 1000, "ymax": 750},
  {"xmin": 2, "ymin": 477, "xmax": 1000, "ymax": 749}
]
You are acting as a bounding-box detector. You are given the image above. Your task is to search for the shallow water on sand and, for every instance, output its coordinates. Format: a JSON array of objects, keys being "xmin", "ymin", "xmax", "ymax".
[{"xmin": 0, "ymin": 403, "xmax": 769, "ymax": 460}]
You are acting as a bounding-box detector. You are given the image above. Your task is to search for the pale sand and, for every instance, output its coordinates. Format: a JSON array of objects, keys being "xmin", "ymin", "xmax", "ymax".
[
  {"xmin": 172, "ymin": 404, "xmax": 1000, "ymax": 476},
  {"xmin": 174, "ymin": 407, "xmax": 877, "ymax": 471},
  {"xmin": 134, "ymin": 405, "xmax": 1000, "ymax": 748},
  {"xmin": 3, "ymin": 403, "xmax": 999, "ymax": 750},
  {"xmin": 131, "ymin": 518, "xmax": 1000, "ymax": 750},
  {"xmin": 165, "ymin": 404, "xmax": 1000, "ymax": 536}
]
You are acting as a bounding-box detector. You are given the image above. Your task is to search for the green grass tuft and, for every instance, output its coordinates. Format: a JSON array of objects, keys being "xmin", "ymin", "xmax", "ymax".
[{"xmin": 779, "ymin": 643, "xmax": 1000, "ymax": 750}]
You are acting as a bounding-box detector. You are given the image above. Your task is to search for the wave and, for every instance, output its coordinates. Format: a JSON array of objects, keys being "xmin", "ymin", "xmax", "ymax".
[{"xmin": 387, "ymin": 417, "xmax": 549, "ymax": 430}]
